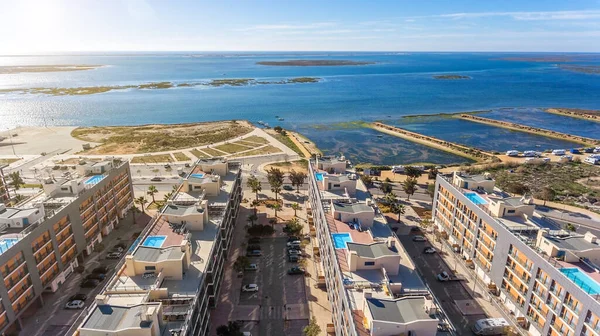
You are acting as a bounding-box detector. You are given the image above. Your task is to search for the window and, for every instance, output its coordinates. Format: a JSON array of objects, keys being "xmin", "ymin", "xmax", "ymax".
[
  {"xmin": 507, "ymin": 210, "xmax": 515, "ymax": 214},
  {"xmin": 145, "ymin": 266, "xmax": 156, "ymax": 271},
  {"xmin": 364, "ymin": 261, "xmax": 375, "ymax": 266}
]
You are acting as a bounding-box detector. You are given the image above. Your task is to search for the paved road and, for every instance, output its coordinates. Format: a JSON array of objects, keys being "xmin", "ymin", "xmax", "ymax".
[{"xmin": 398, "ymin": 234, "xmax": 486, "ymax": 336}]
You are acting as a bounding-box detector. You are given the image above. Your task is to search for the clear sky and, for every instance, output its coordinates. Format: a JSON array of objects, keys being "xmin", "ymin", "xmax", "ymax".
[{"xmin": 2, "ymin": 0, "xmax": 600, "ymax": 54}]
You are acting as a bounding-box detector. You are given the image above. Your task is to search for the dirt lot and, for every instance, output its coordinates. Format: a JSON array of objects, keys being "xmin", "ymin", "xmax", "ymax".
[
  {"xmin": 72, "ymin": 120, "xmax": 253, "ymax": 154},
  {"xmin": 264, "ymin": 160, "xmax": 309, "ymax": 174}
]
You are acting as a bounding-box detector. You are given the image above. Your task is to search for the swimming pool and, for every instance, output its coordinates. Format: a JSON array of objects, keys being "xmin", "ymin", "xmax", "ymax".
[
  {"xmin": 332, "ymin": 233, "xmax": 353, "ymax": 249},
  {"xmin": 0, "ymin": 238, "xmax": 19, "ymax": 254},
  {"xmin": 142, "ymin": 235, "xmax": 167, "ymax": 248},
  {"xmin": 465, "ymin": 193, "xmax": 488, "ymax": 205},
  {"xmin": 85, "ymin": 175, "xmax": 104, "ymax": 185},
  {"xmin": 190, "ymin": 173, "xmax": 205, "ymax": 179},
  {"xmin": 560, "ymin": 268, "xmax": 600, "ymax": 295},
  {"xmin": 315, "ymin": 173, "xmax": 326, "ymax": 181}
]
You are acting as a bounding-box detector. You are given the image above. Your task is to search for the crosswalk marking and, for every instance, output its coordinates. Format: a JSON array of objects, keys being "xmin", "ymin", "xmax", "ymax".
[{"xmin": 261, "ymin": 305, "xmax": 285, "ymax": 320}]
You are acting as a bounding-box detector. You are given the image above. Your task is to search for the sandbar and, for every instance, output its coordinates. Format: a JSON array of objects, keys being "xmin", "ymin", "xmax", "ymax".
[
  {"xmin": 257, "ymin": 60, "xmax": 374, "ymax": 66},
  {"xmin": 0, "ymin": 65, "xmax": 101, "ymax": 74}
]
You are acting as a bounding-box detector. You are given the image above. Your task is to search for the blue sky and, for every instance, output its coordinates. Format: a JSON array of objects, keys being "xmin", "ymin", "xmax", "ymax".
[{"xmin": 1, "ymin": 0, "xmax": 600, "ymax": 53}]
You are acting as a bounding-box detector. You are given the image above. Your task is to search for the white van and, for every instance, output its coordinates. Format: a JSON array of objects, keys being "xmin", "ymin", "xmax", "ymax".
[
  {"xmin": 472, "ymin": 318, "xmax": 509, "ymax": 335},
  {"xmin": 552, "ymin": 149, "xmax": 566, "ymax": 156}
]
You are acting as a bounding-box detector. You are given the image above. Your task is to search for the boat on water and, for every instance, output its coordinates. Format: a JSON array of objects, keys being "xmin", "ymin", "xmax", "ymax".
[
  {"xmin": 376, "ymin": 135, "xmax": 383, "ymax": 138},
  {"xmin": 257, "ymin": 121, "xmax": 265, "ymax": 125},
  {"xmin": 278, "ymin": 118, "xmax": 284, "ymax": 121}
]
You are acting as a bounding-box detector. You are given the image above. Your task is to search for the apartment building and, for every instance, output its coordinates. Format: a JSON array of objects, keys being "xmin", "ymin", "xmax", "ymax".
[
  {"xmin": 0, "ymin": 165, "xmax": 9, "ymax": 205},
  {"xmin": 433, "ymin": 171, "xmax": 600, "ymax": 336},
  {"xmin": 0, "ymin": 159, "xmax": 134, "ymax": 334},
  {"xmin": 308, "ymin": 158, "xmax": 438, "ymax": 336},
  {"xmin": 75, "ymin": 158, "xmax": 241, "ymax": 336}
]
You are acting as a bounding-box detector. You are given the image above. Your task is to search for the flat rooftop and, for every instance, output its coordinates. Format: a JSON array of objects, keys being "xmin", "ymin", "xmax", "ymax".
[
  {"xmin": 82, "ymin": 304, "xmax": 158, "ymax": 330},
  {"xmin": 333, "ymin": 202, "xmax": 373, "ymax": 214},
  {"xmin": 366, "ymin": 296, "xmax": 434, "ymax": 323}
]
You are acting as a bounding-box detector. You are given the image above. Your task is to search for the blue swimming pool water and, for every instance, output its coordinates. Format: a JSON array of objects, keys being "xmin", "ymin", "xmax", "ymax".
[
  {"xmin": 85, "ymin": 175, "xmax": 104, "ymax": 185},
  {"xmin": 0, "ymin": 238, "xmax": 19, "ymax": 254},
  {"xmin": 560, "ymin": 268, "xmax": 600, "ymax": 295},
  {"xmin": 465, "ymin": 193, "xmax": 488, "ymax": 205},
  {"xmin": 142, "ymin": 235, "xmax": 167, "ymax": 248},
  {"xmin": 130, "ymin": 237, "xmax": 142, "ymax": 252},
  {"xmin": 191, "ymin": 173, "xmax": 205, "ymax": 179},
  {"xmin": 332, "ymin": 233, "xmax": 353, "ymax": 249},
  {"xmin": 315, "ymin": 173, "xmax": 325, "ymax": 181}
]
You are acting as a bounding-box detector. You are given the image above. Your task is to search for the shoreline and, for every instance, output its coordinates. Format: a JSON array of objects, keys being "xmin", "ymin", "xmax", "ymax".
[
  {"xmin": 458, "ymin": 114, "xmax": 599, "ymax": 146},
  {"xmin": 370, "ymin": 122, "xmax": 495, "ymax": 163},
  {"xmin": 545, "ymin": 108, "xmax": 600, "ymax": 123}
]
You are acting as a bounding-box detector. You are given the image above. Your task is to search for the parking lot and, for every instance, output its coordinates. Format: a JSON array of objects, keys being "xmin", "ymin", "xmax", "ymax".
[
  {"xmin": 240, "ymin": 237, "xmax": 307, "ymax": 336},
  {"xmin": 398, "ymin": 232, "xmax": 487, "ymax": 336}
]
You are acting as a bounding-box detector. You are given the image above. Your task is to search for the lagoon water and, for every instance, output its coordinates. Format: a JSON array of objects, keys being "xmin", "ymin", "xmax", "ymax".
[{"xmin": 1, "ymin": 52, "xmax": 599, "ymax": 164}]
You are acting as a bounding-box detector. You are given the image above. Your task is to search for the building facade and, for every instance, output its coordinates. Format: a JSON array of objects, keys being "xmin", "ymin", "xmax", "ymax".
[
  {"xmin": 75, "ymin": 159, "xmax": 241, "ymax": 336},
  {"xmin": 433, "ymin": 172, "xmax": 600, "ymax": 336},
  {"xmin": 0, "ymin": 160, "xmax": 134, "ymax": 333}
]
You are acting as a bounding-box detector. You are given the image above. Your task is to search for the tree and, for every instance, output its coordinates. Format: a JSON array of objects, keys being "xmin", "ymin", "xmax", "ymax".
[
  {"xmin": 247, "ymin": 174, "xmax": 262, "ymax": 201},
  {"xmin": 384, "ymin": 192, "xmax": 397, "ymax": 205},
  {"xmin": 233, "ymin": 256, "xmax": 250, "ymax": 273},
  {"xmin": 402, "ymin": 177, "xmax": 418, "ymax": 201},
  {"xmin": 540, "ymin": 186, "xmax": 556, "ymax": 206},
  {"xmin": 566, "ymin": 223, "xmax": 576, "ymax": 232},
  {"xmin": 273, "ymin": 126, "xmax": 283, "ymax": 133},
  {"xmin": 216, "ymin": 321, "xmax": 243, "ymax": 336},
  {"xmin": 163, "ymin": 192, "xmax": 173, "ymax": 203},
  {"xmin": 147, "ymin": 185, "xmax": 158, "ymax": 203},
  {"xmin": 420, "ymin": 218, "xmax": 432, "ymax": 230},
  {"xmin": 360, "ymin": 174, "xmax": 373, "ymax": 187},
  {"xmin": 267, "ymin": 168, "xmax": 284, "ymax": 201},
  {"xmin": 303, "ymin": 317, "xmax": 321, "ymax": 336},
  {"xmin": 380, "ymin": 182, "xmax": 393, "ymax": 194},
  {"xmin": 135, "ymin": 196, "xmax": 148, "ymax": 213},
  {"xmin": 130, "ymin": 206, "xmax": 139, "ymax": 224},
  {"xmin": 247, "ymin": 214, "xmax": 258, "ymax": 226},
  {"xmin": 390, "ymin": 203, "xmax": 406, "ymax": 223},
  {"xmin": 172, "ymin": 184, "xmax": 179, "ymax": 192},
  {"xmin": 426, "ymin": 183, "xmax": 436, "ymax": 199},
  {"xmin": 285, "ymin": 218, "xmax": 303, "ymax": 236},
  {"xmin": 9, "ymin": 172, "xmax": 23, "ymax": 190},
  {"xmin": 272, "ymin": 203, "xmax": 282, "ymax": 222},
  {"xmin": 428, "ymin": 167, "xmax": 439, "ymax": 180},
  {"xmin": 404, "ymin": 166, "xmax": 423, "ymax": 178},
  {"xmin": 291, "ymin": 203, "xmax": 301, "ymax": 217},
  {"xmin": 289, "ymin": 170, "xmax": 308, "ymax": 192}
]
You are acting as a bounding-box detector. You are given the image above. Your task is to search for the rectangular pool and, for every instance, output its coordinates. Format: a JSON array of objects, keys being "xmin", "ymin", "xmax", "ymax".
[
  {"xmin": 332, "ymin": 233, "xmax": 353, "ymax": 249},
  {"xmin": 0, "ymin": 238, "xmax": 19, "ymax": 254},
  {"xmin": 85, "ymin": 175, "xmax": 105, "ymax": 185},
  {"xmin": 191, "ymin": 173, "xmax": 205, "ymax": 179},
  {"xmin": 315, "ymin": 173, "xmax": 326, "ymax": 181},
  {"xmin": 560, "ymin": 267, "xmax": 600, "ymax": 295},
  {"xmin": 465, "ymin": 192, "xmax": 488, "ymax": 205},
  {"xmin": 142, "ymin": 235, "xmax": 167, "ymax": 248}
]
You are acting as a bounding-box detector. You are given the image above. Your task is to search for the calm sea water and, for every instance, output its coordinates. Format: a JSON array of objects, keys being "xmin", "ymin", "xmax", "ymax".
[{"xmin": 1, "ymin": 52, "xmax": 599, "ymax": 164}]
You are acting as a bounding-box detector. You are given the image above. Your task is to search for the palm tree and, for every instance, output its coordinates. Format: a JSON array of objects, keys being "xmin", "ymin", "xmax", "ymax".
[
  {"xmin": 163, "ymin": 192, "xmax": 173, "ymax": 203},
  {"xmin": 390, "ymin": 203, "xmax": 406, "ymax": 223},
  {"xmin": 131, "ymin": 205, "xmax": 139, "ymax": 224},
  {"xmin": 172, "ymin": 184, "xmax": 179, "ymax": 192},
  {"xmin": 147, "ymin": 185, "xmax": 158, "ymax": 203},
  {"xmin": 402, "ymin": 177, "xmax": 418, "ymax": 201},
  {"xmin": 272, "ymin": 203, "xmax": 282, "ymax": 220},
  {"xmin": 247, "ymin": 214, "xmax": 258, "ymax": 226},
  {"xmin": 135, "ymin": 196, "xmax": 148, "ymax": 213},
  {"xmin": 291, "ymin": 203, "xmax": 300, "ymax": 217},
  {"xmin": 384, "ymin": 192, "xmax": 397, "ymax": 205},
  {"xmin": 247, "ymin": 175, "xmax": 262, "ymax": 201},
  {"xmin": 9, "ymin": 172, "xmax": 23, "ymax": 190},
  {"xmin": 267, "ymin": 168, "xmax": 284, "ymax": 201}
]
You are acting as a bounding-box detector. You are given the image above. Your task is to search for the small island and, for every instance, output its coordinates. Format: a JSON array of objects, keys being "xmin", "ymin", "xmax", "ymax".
[
  {"xmin": 0, "ymin": 77, "xmax": 321, "ymax": 96},
  {"xmin": 433, "ymin": 75, "xmax": 471, "ymax": 80},
  {"xmin": 558, "ymin": 65, "xmax": 600, "ymax": 75},
  {"xmin": 257, "ymin": 60, "xmax": 374, "ymax": 66},
  {"xmin": 0, "ymin": 65, "xmax": 101, "ymax": 74}
]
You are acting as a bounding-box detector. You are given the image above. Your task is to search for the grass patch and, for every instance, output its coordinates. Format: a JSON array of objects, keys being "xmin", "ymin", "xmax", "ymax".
[
  {"xmin": 231, "ymin": 145, "xmax": 282, "ymax": 157},
  {"xmin": 20, "ymin": 183, "xmax": 42, "ymax": 188},
  {"xmin": 243, "ymin": 135, "xmax": 269, "ymax": 144},
  {"xmin": 130, "ymin": 154, "xmax": 174, "ymax": 164},
  {"xmin": 202, "ymin": 147, "xmax": 227, "ymax": 157},
  {"xmin": 190, "ymin": 149, "xmax": 209, "ymax": 158},
  {"xmin": 215, "ymin": 143, "xmax": 253, "ymax": 154},
  {"xmin": 71, "ymin": 120, "xmax": 253, "ymax": 155},
  {"xmin": 0, "ymin": 158, "xmax": 20, "ymax": 165},
  {"xmin": 272, "ymin": 133, "xmax": 304, "ymax": 156},
  {"xmin": 173, "ymin": 152, "xmax": 190, "ymax": 161}
]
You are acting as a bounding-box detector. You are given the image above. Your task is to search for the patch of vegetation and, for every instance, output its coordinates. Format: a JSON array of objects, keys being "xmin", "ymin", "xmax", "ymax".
[
  {"xmin": 130, "ymin": 154, "xmax": 174, "ymax": 164},
  {"xmin": 433, "ymin": 75, "xmax": 471, "ymax": 80},
  {"xmin": 310, "ymin": 120, "xmax": 369, "ymax": 130},
  {"xmin": 558, "ymin": 65, "xmax": 600, "ymax": 75},
  {"xmin": 0, "ymin": 158, "xmax": 19, "ymax": 165},
  {"xmin": 215, "ymin": 143, "xmax": 253, "ymax": 154},
  {"xmin": 190, "ymin": 149, "xmax": 209, "ymax": 158},
  {"xmin": 202, "ymin": 147, "xmax": 227, "ymax": 157},
  {"xmin": 231, "ymin": 145, "xmax": 282, "ymax": 157},
  {"xmin": 172, "ymin": 152, "xmax": 190, "ymax": 161},
  {"xmin": 242, "ymin": 135, "xmax": 269, "ymax": 144}
]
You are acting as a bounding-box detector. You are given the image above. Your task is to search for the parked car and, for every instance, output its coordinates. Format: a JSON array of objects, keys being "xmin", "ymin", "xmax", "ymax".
[
  {"xmin": 288, "ymin": 245, "xmax": 301, "ymax": 251},
  {"xmin": 106, "ymin": 252, "xmax": 122, "ymax": 259},
  {"xmin": 150, "ymin": 177, "xmax": 163, "ymax": 182},
  {"xmin": 410, "ymin": 227, "xmax": 421, "ymax": 233},
  {"xmin": 412, "ymin": 235, "xmax": 426, "ymax": 242},
  {"xmin": 288, "ymin": 255, "xmax": 299, "ymax": 262},
  {"xmin": 245, "ymin": 264, "xmax": 258, "ymax": 271},
  {"xmin": 242, "ymin": 284, "xmax": 259, "ymax": 292},
  {"xmin": 65, "ymin": 300, "xmax": 85, "ymax": 309},
  {"xmin": 184, "ymin": 163, "xmax": 190, "ymax": 167},
  {"xmin": 92, "ymin": 266, "xmax": 109, "ymax": 274},
  {"xmin": 423, "ymin": 247, "xmax": 436, "ymax": 254},
  {"xmin": 164, "ymin": 164, "xmax": 171, "ymax": 169},
  {"xmin": 287, "ymin": 236, "xmax": 299, "ymax": 242},
  {"xmin": 68, "ymin": 294, "xmax": 88, "ymax": 302},
  {"xmin": 85, "ymin": 273, "xmax": 106, "ymax": 281},
  {"xmin": 80, "ymin": 279, "xmax": 100, "ymax": 288},
  {"xmin": 248, "ymin": 237, "xmax": 261, "ymax": 244},
  {"xmin": 287, "ymin": 267, "xmax": 305, "ymax": 275},
  {"xmin": 246, "ymin": 250, "xmax": 262, "ymax": 257},
  {"xmin": 287, "ymin": 241, "xmax": 301, "ymax": 247},
  {"xmin": 436, "ymin": 271, "xmax": 450, "ymax": 282},
  {"xmin": 288, "ymin": 249, "xmax": 301, "ymax": 256},
  {"xmin": 283, "ymin": 185, "xmax": 294, "ymax": 191},
  {"xmin": 114, "ymin": 242, "xmax": 127, "ymax": 249},
  {"xmin": 247, "ymin": 245, "xmax": 261, "ymax": 251}
]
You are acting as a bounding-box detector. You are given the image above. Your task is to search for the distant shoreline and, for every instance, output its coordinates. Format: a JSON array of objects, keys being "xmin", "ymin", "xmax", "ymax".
[
  {"xmin": 0, "ymin": 65, "xmax": 101, "ymax": 74},
  {"xmin": 257, "ymin": 60, "xmax": 374, "ymax": 66}
]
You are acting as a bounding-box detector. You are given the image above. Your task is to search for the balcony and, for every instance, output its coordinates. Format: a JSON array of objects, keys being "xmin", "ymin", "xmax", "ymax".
[
  {"xmin": 2, "ymin": 257, "xmax": 25, "ymax": 278},
  {"xmin": 32, "ymin": 236, "xmax": 52, "ymax": 254},
  {"xmin": 549, "ymin": 286, "xmax": 565, "ymax": 301},
  {"xmin": 535, "ymin": 276, "xmax": 551, "ymax": 290},
  {"xmin": 54, "ymin": 221, "xmax": 70, "ymax": 236},
  {"xmin": 531, "ymin": 286, "xmax": 547, "ymax": 301},
  {"xmin": 38, "ymin": 258, "xmax": 57, "ymax": 276},
  {"xmin": 584, "ymin": 317, "xmax": 600, "ymax": 335},
  {"xmin": 9, "ymin": 278, "xmax": 32, "ymax": 302},
  {"xmin": 559, "ymin": 314, "xmax": 577, "ymax": 331},
  {"xmin": 563, "ymin": 300, "xmax": 582, "ymax": 315},
  {"xmin": 35, "ymin": 248, "xmax": 54, "ymax": 266},
  {"xmin": 57, "ymin": 230, "xmax": 74, "ymax": 246},
  {"xmin": 477, "ymin": 234, "xmax": 495, "ymax": 252},
  {"xmin": 508, "ymin": 250, "xmax": 533, "ymax": 274},
  {"xmin": 529, "ymin": 303, "xmax": 547, "ymax": 322},
  {"xmin": 526, "ymin": 309, "xmax": 545, "ymax": 331},
  {"xmin": 505, "ymin": 263, "xmax": 531, "ymax": 284},
  {"xmin": 503, "ymin": 274, "xmax": 528, "ymax": 297}
]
